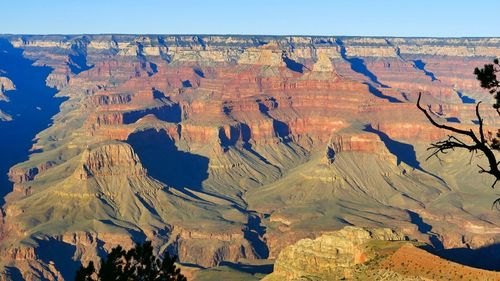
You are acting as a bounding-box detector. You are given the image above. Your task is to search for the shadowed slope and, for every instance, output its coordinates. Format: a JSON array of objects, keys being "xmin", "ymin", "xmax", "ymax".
[
  {"xmin": 127, "ymin": 128, "xmax": 209, "ymax": 191},
  {"xmin": 1, "ymin": 35, "xmax": 500, "ymax": 279},
  {"xmin": 364, "ymin": 125, "xmax": 421, "ymax": 169},
  {"xmin": 0, "ymin": 39, "xmax": 65, "ymax": 205}
]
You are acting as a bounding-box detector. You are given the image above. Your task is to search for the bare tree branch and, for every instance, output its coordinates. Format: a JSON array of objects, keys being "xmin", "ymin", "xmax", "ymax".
[
  {"xmin": 418, "ymin": 60, "xmax": 500, "ymax": 207},
  {"xmin": 417, "ymin": 93, "xmax": 479, "ymax": 138},
  {"xmin": 417, "ymin": 92, "xmax": 500, "ymax": 188},
  {"xmin": 476, "ymin": 101, "xmax": 486, "ymax": 144}
]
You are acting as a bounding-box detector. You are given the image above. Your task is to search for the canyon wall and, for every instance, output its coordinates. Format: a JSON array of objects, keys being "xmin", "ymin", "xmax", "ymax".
[{"xmin": 0, "ymin": 35, "xmax": 499, "ymax": 280}]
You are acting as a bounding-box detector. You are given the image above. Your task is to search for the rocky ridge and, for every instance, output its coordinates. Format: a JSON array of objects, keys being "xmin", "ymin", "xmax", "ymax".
[
  {"xmin": 263, "ymin": 226, "xmax": 406, "ymax": 280},
  {"xmin": 0, "ymin": 35, "xmax": 499, "ymax": 279},
  {"xmin": 264, "ymin": 226, "xmax": 500, "ymax": 281}
]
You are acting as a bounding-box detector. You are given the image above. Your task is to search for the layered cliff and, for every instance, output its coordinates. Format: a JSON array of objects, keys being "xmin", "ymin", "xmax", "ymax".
[
  {"xmin": 263, "ymin": 226, "xmax": 406, "ymax": 280},
  {"xmin": 264, "ymin": 226, "xmax": 500, "ymax": 281},
  {"xmin": 0, "ymin": 35, "xmax": 499, "ymax": 280}
]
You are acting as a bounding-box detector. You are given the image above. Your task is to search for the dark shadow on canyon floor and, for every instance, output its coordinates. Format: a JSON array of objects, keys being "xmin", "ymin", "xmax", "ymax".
[
  {"xmin": 445, "ymin": 117, "xmax": 460, "ymax": 123},
  {"xmin": 336, "ymin": 39, "xmax": 389, "ymax": 88},
  {"xmin": 68, "ymin": 51, "xmax": 93, "ymax": 75},
  {"xmin": 0, "ymin": 39, "xmax": 66, "ymax": 205},
  {"xmin": 122, "ymin": 103, "xmax": 182, "ymax": 124},
  {"xmin": 127, "ymin": 128, "xmax": 209, "ymax": 191},
  {"xmin": 282, "ymin": 55, "xmax": 305, "ymax": 73},
  {"xmin": 218, "ymin": 261, "xmax": 274, "ymax": 275},
  {"xmin": 407, "ymin": 210, "xmax": 500, "ymax": 270},
  {"xmin": 457, "ymin": 90, "xmax": 476, "ymax": 104},
  {"xmin": 36, "ymin": 239, "xmax": 81, "ymax": 280},
  {"xmin": 244, "ymin": 215, "xmax": 269, "ymax": 259},
  {"xmin": 365, "ymin": 83, "xmax": 402, "ymax": 103},
  {"xmin": 422, "ymin": 243, "xmax": 500, "ymax": 271},
  {"xmin": 413, "ymin": 59, "xmax": 438, "ymax": 81},
  {"xmin": 364, "ymin": 125, "xmax": 422, "ymax": 169},
  {"xmin": 407, "ymin": 210, "xmax": 443, "ymax": 249},
  {"xmin": 365, "ymin": 125, "xmax": 446, "ymax": 184},
  {"xmin": 408, "ymin": 210, "xmax": 431, "ymax": 233},
  {"xmin": 336, "ymin": 39, "xmax": 405, "ymax": 103},
  {"xmin": 4, "ymin": 267, "xmax": 23, "ymax": 281},
  {"xmin": 257, "ymin": 99, "xmax": 291, "ymax": 142}
]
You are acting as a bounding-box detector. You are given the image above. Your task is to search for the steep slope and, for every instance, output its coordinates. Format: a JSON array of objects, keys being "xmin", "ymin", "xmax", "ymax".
[
  {"xmin": 1, "ymin": 141, "xmax": 258, "ymax": 279},
  {"xmin": 263, "ymin": 226, "xmax": 406, "ymax": 281},
  {"xmin": 264, "ymin": 226, "xmax": 500, "ymax": 281},
  {"xmin": 0, "ymin": 35, "xmax": 499, "ymax": 279}
]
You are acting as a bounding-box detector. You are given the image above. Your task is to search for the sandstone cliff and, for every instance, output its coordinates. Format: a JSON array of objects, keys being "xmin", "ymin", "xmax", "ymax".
[
  {"xmin": 263, "ymin": 226, "xmax": 405, "ymax": 280},
  {"xmin": 264, "ymin": 226, "xmax": 500, "ymax": 281},
  {"xmin": 0, "ymin": 35, "xmax": 499, "ymax": 280}
]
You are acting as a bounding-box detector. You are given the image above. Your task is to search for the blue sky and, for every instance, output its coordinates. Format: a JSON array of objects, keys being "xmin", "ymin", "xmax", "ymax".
[{"xmin": 1, "ymin": 0, "xmax": 498, "ymax": 37}]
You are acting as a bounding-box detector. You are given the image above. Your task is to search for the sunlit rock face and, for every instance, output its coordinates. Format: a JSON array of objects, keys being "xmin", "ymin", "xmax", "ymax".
[
  {"xmin": 0, "ymin": 35, "xmax": 500, "ymax": 280},
  {"xmin": 0, "ymin": 77, "xmax": 15, "ymax": 103},
  {"xmin": 263, "ymin": 226, "xmax": 500, "ymax": 281},
  {"xmin": 263, "ymin": 227, "xmax": 406, "ymax": 280}
]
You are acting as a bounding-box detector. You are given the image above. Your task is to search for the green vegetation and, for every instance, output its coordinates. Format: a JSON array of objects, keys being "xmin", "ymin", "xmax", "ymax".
[{"xmin": 75, "ymin": 241, "xmax": 186, "ymax": 281}]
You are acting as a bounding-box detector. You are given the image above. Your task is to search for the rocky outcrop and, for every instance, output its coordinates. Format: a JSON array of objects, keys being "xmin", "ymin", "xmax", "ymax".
[
  {"xmin": 0, "ymin": 76, "xmax": 15, "ymax": 101},
  {"xmin": 75, "ymin": 142, "xmax": 146, "ymax": 179},
  {"xmin": 0, "ymin": 76, "xmax": 14, "ymax": 121},
  {"xmin": 263, "ymin": 227, "xmax": 406, "ymax": 281},
  {"xmin": 0, "ymin": 109, "xmax": 11, "ymax": 121},
  {"xmin": 1, "ymin": 34, "xmax": 500, "ymax": 280},
  {"xmin": 172, "ymin": 227, "xmax": 257, "ymax": 267},
  {"xmin": 324, "ymin": 132, "xmax": 397, "ymax": 164},
  {"xmin": 264, "ymin": 226, "xmax": 500, "ymax": 281}
]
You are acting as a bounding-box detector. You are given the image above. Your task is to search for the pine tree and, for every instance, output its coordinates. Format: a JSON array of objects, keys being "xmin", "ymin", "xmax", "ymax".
[{"xmin": 75, "ymin": 241, "xmax": 187, "ymax": 281}]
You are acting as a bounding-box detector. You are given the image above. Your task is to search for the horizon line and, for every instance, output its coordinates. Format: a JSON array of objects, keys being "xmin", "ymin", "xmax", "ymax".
[{"xmin": 1, "ymin": 33, "xmax": 500, "ymax": 39}]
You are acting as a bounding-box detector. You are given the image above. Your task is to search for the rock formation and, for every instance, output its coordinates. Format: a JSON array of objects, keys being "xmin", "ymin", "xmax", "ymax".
[
  {"xmin": 0, "ymin": 35, "xmax": 499, "ymax": 280},
  {"xmin": 0, "ymin": 77, "xmax": 15, "ymax": 102},
  {"xmin": 263, "ymin": 226, "xmax": 405, "ymax": 280},
  {"xmin": 0, "ymin": 77, "xmax": 15, "ymax": 121},
  {"xmin": 264, "ymin": 226, "xmax": 500, "ymax": 281},
  {"xmin": 0, "ymin": 109, "xmax": 11, "ymax": 121}
]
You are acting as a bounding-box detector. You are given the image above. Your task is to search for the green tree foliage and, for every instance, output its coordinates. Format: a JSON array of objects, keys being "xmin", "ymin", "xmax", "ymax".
[
  {"xmin": 75, "ymin": 241, "xmax": 187, "ymax": 281},
  {"xmin": 474, "ymin": 59, "xmax": 500, "ymax": 149},
  {"xmin": 474, "ymin": 59, "xmax": 500, "ymax": 109}
]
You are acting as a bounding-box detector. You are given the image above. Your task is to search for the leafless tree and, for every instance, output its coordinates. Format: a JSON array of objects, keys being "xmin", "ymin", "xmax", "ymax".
[{"xmin": 417, "ymin": 59, "xmax": 500, "ymax": 206}]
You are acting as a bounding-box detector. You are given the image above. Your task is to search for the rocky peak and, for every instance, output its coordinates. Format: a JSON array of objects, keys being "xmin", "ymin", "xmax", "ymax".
[
  {"xmin": 75, "ymin": 142, "xmax": 146, "ymax": 179},
  {"xmin": 2, "ymin": 34, "xmax": 500, "ymax": 280}
]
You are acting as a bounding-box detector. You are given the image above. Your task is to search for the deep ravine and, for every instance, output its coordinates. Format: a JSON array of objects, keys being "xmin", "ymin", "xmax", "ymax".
[{"xmin": 0, "ymin": 39, "xmax": 65, "ymax": 205}]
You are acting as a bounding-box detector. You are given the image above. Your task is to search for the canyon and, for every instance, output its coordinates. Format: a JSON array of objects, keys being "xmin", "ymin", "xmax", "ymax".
[{"xmin": 0, "ymin": 35, "xmax": 499, "ymax": 280}]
